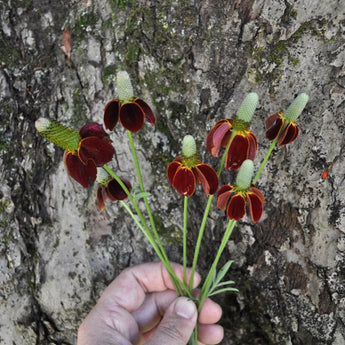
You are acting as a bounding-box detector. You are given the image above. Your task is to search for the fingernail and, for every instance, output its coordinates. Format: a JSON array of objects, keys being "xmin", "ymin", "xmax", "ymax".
[{"xmin": 174, "ymin": 297, "xmax": 196, "ymax": 319}]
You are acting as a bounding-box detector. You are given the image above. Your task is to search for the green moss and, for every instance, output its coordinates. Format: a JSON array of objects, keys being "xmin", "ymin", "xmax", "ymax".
[
  {"xmin": 251, "ymin": 18, "xmax": 333, "ymax": 86},
  {"xmin": 152, "ymin": 213, "xmax": 181, "ymax": 246},
  {"xmin": 289, "ymin": 57, "xmax": 300, "ymax": 66},
  {"xmin": 70, "ymin": 87, "xmax": 88, "ymax": 127},
  {"xmin": 291, "ymin": 18, "xmax": 330, "ymax": 43},
  {"xmin": 12, "ymin": 0, "xmax": 33, "ymax": 8},
  {"xmin": 0, "ymin": 138, "xmax": 10, "ymax": 152},
  {"xmin": 102, "ymin": 65, "xmax": 118, "ymax": 86},
  {"xmin": 125, "ymin": 44, "xmax": 140, "ymax": 67},
  {"xmin": 0, "ymin": 199, "xmax": 12, "ymax": 214},
  {"xmin": 0, "ymin": 42, "xmax": 22, "ymax": 67},
  {"xmin": 108, "ymin": 0, "xmax": 134, "ymax": 11},
  {"xmin": 250, "ymin": 42, "xmax": 285, "ymax": 85},
  {"xmin": 1, "ymin": 235, "xmax": 11, "ymax": 246},
  {"xmin": 72, "ymin": 11, "xmax": 99, "ymax": 45}
]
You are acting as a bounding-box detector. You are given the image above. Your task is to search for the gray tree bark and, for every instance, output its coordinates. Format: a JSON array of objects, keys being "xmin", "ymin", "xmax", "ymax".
[{"xmin": 1, "ymin": 0, "xmax": 344, "ymax": 344}]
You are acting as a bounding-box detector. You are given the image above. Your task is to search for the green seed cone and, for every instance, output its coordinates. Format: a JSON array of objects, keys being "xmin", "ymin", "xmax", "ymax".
[
  {"xmin": 35, "ymin": 118, "xmax": 80, "ymax": 151},
  {"xmin": 235, "ymin": 159, "xmax": 254, "ymax": 190},
  {"xmin": 182, "ymin": 135, "xmax": 197, "ymax": 158},
  {"xmin": 117, "ymin": 71, "xmax": 134, "ymax": 102},
  {"xmin": 285, "ymin": 93, "xmax": 309, "ymax": 122},
  {"xmin": 96, "ymin": 167, "xmax": 111, "ymax": 184},
  {"xmin": 236, "ymin": 92, "xmax": 259, "ymax": 124}
]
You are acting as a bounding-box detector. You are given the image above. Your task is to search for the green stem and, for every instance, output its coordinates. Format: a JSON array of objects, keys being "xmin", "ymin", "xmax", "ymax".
[
  {"xmin": 103, "ymin": 164, "xmax": 185, "ymax": 296},
  {"xmin": 198, "ymin": 220, "xmax": 237, "ymax": 311},
  {"xmin": 188, "ymin": 131, "xmax": 237, "ymax": 290},
  {"xmin": 125, "ymin": 132, "xmax": 191, "ymax": 295},
  {"xmin": 126, "ymin": 131, "xmax": 170, "ymax": 265},
  {"xmin": 120, "ymin": 201, "xmax": 161, "ymax": 256},
  {"xmin": 183, "ymin": 196, "xmax": 188, "ymax": 285},
  {"xmin": 188, "ymin": 194, "xmax": 214, "ymax": 290},
  {"xmin": 252, "ymin": 138, "xmax": 278, "ymax": 185},
  {"xmin": 188, "ymin": 325, "xmax": 198, "ymax": 345}
]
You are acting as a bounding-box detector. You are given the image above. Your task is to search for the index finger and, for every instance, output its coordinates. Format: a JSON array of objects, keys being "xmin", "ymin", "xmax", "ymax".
[{"xmin": 98, "ymin": 262, "xmax": 201, "ymax": 312}]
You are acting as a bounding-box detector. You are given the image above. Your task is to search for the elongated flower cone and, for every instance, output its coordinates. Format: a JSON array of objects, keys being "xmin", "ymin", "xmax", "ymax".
[
  {"xmin": 35, "ymin": 118, "xmax": 80, "ymax": 151},
  {"xmin": 36, "ymin": 118, "xmax": 115, "ymax": 188},
  {"xmin": 168, "ymin": 135, "xmax": 218, "ymax": 197},
  {"xmin": 217, "ymin": 160, "xmax": 264, "ymax": 223},
  {"xmin": 207, "ymin": 93, "xmax": 259, "ymax": 171},
  {"xmin": 235, "ymin": 92, "xmax": 259, "ymax": 124},
  {"xmin": 266, "ymin": 93, "xmax": 308, "ymax": 145},
  {"xmin": 104, "ymin": 71, "xmax": 156, "ymax": 133}
]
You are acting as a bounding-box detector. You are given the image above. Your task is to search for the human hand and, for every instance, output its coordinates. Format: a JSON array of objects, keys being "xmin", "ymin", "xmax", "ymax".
[{"xmin": 77, "ymin": 262, "xmax": 224, "ymax": 345}]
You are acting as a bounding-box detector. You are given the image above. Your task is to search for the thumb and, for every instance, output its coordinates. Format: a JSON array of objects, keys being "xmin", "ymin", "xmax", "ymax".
[{"xmin": 146, "ymin": 297, "xmax": 197, "ymax": 345}]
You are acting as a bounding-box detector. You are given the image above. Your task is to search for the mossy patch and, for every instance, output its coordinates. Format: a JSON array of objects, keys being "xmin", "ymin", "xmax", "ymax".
[
  {"xmin": 250, "ymin": 18, "xmax": 330, "ymax": 86},
  {"xmin": 0, "ymin": 40, "xmax": 22, "ymax": 67},
  {"xmin": 102, "ymin": 65, "xmax": 117, "ymax": 86},
  {"xmin": 152, "ymin": 212, "xmax": 181, "ymax": 246},
  {"xmin": 72, "ymin": 11, "xmax": 99, "ymax": 46},
  {"xmin": 70, "ymin": 87, "xmax": 88, "ymax": 127},
  {"xmin": 108, "ymin": 0, "xmax": 135, "ymax": 11}
]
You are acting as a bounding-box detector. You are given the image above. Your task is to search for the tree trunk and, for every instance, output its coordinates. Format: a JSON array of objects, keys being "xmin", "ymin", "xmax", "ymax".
[{"xmin": 1, "ymin": 0, "xmax": 344, "ymax": 344}]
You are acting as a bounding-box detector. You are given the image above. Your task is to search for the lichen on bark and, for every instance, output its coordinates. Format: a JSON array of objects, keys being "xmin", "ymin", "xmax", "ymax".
[{"xmin": 1, "ymin": 0, "xmax": 345, "ymax": 344}]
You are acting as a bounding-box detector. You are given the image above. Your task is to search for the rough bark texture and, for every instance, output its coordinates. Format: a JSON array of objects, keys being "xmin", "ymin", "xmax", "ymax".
[{"xmin": 1, "ymin": 0, "xmax": 345, "ymax": 344}]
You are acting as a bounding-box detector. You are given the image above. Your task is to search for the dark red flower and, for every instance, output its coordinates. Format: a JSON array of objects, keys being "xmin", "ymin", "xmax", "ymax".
[
  {"xmin": 206, "ymin": 119, "xmax": 257, "ymax": 170},
  {"xmin": 265, "ymin": 112, "xmax": 299, "ymax": 145},
  {"xmin": 217, "ymin": 184, "xmax": 264, "ymax": 223},
  {"xmin": 63, "ymin": 123, "xmax": 115, "ymax": 188},
  {"xmin": 167, "ymin": 156, "xmax": 218, "ymax": 197},
  {"xmin": 97, "ymin": 177, "xmax": 132, "ymax": 211},
  {"xmin": 104, "ymin": 98, "xmax": 155, "ymax": 133}
]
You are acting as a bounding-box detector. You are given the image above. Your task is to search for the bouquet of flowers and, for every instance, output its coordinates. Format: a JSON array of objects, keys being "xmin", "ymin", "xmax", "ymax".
[{"xmin": 35, "ymin": 71, "xmax": 308, "ymax": 344}]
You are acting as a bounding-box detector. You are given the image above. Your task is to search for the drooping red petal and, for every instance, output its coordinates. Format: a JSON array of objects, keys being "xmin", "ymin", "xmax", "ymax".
[
  {"xmin": 193, "ymin": 163, "xmax": 219, "ymax": 196},
  {"xmin": 247, "ymin": 191, "xmax": 264, "ymax": 223},
  {"xmin": 227, "ymin": 193, "xmax": 246, "ymax": 220},
  {"xmin": 247, "ymin": 132, "xmax": 258, "ymax": 161},
  {"xmin": 265, "ymin": 112, "xmax": 281, "ymax": 129},
  {"xmin": 79, "ymin": 123, "xmax": 109, "ymax": 140},
  {"xmin": 172, "ymin": 166, "xmax": 196, "ymax": 197},
  {"xmin": 217, "ymin": 185, "xmax": 234, "ymax": 210},
  {"xmin": 266, "ymin": 116, "xmax": 284, "ymax": 141},
  {"xmin": 134, "ymin": 98, "xmax": 156, "ymax": 124},
  {"xmin": 63, "ymin": 150, "xmax": 97, "ymax": 188},
  {"xmin": 167, "ymin": 158, "xmax": 182, "ymax": 185},
  {"xmin": 119, "ymin": 102, "xmax": 145, "ymax": 133},
  {"xmin": 279, "ymin": 122, "xmax": 299, "ymax": 145},
  {"xmin": 104, "ymin": 99, "xmax": 120, "ymax": 131},
  {"xmin": 226, "ymin": 134, "xmax": 249, "ymax": 170},
  {"xmin": 106, "ymin": 178, "xmax": 132, "ymax": 201},
  {"xmin": 96, "ymin": 185, "xmax": 108, "ymax": 211},
  {"xmin": 78, "ymin": 137, "xmax": 115, "ymax": 166},
  {"xmin": 221, "ymin": 131, "xmax": 232, "ymax": 148},
  {"xmin": 249, "ymin": 186, "xmax": 265, "ymax": 203},
  {"xmin": 206, "ymin": 120, "xmax": 232, "ymax": 157}
]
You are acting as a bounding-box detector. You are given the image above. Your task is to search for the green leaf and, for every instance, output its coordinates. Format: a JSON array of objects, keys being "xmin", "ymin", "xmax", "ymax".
[
  {"xmin": 209, "ymin": 280, "xmax": 236, "ymax": 295},
  {"xmin": 133, "ymin": 192, "xmax": 152, "ymax": 199},
  {"xmin": 207, "ymin": 260, "xmax": 237, "ymax": 296},
  {"xmin": 208, "ymin": 287, "xmax": 239, "ymax": 297},
  {"xmin": 212, "ymin": 280, "xmax": 236, "ymax": 288},
  {"xmin": 213, "ymin": 260, "xmax": 234, "ymax": 287}
]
